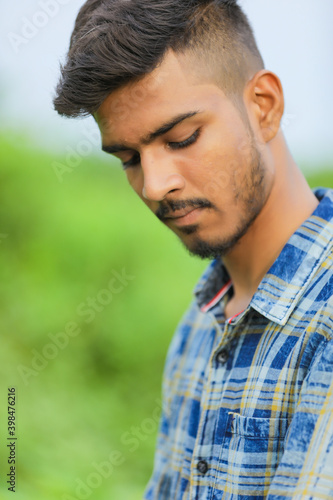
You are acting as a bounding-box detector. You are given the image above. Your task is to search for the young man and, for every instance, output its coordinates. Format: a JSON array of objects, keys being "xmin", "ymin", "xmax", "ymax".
[{"xmin": 54, "ymin": 1, "xmax": 333, "ymax": 498}]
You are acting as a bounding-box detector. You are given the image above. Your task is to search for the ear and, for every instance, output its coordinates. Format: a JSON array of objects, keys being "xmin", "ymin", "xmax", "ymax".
[{"xmin": 244, "ymin": 70, "xmax": 284, "ymax": 143}]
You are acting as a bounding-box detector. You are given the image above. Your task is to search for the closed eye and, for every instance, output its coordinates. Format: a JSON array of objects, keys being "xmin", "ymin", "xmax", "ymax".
[
  {"xmin": 168, "ymin": 129, "xmax": 201, "ymax": 150},
  {"xmin": 121, "ymin": 128, "xmax": 201, "ymax": 169},
  {"xmin": 122, "ymin": 152, "xmax": 141, "ymax": 170}
]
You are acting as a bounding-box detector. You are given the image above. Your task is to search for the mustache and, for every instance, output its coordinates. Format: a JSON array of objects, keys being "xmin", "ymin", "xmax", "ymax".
[{"xmin": 155, "ymin": 198, "xmax": 214, "ymax": 221}]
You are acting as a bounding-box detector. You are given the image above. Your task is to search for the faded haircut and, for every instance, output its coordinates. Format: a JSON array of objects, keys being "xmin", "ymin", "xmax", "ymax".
[{"xmin": 53, "ymin": 0, "xmax": 264, "ymax": 118}]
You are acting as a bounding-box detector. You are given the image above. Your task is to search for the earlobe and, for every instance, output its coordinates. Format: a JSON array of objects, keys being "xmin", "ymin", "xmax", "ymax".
[{"xmin": 246, "ymin": 70, "xmax": 284, "ymax": 143}]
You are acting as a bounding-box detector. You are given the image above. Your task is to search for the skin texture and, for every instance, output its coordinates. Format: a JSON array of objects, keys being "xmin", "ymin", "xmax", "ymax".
[{"xmin": 95, "ymin": 50, "xmax": 318, "ymax": 318}]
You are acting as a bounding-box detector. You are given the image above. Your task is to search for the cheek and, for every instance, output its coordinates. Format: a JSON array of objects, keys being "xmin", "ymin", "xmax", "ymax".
[
  {"xmin": 195, "ymin": 149, "xmax": 247, "ymax": 200},
  {"xmin": 191, "ymin": 127, "xmax": 249, "ymax": 187}
]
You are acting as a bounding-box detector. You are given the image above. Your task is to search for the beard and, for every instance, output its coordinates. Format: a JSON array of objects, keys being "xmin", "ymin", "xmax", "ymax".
[
  {"xmin": 184, "ymin": 212, "xmax": 259, "ymax": 259},
  {"xmin": 156, "ymin": 140, "xmax": 269, "ymax": 260}
]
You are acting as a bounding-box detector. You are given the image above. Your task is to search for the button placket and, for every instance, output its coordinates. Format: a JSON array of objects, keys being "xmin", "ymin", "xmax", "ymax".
[{"xmin": 191, "ymin": 321, "xmax": 231, "ymax": 494}]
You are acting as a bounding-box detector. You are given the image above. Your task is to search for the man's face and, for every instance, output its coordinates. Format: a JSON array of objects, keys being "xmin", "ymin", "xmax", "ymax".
[{"xmin": 95, "ymin": 51, "xmax": 273, "ymax": 259}]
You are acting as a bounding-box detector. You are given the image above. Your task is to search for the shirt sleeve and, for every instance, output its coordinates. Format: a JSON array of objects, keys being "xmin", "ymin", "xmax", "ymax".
[
  {"xmin": 143, "ymin": 303, "xmax": 197, "ymax": 499},
  {"xmin": 267, "ymin": 336, "xmax": 333, "ymax": 499}
]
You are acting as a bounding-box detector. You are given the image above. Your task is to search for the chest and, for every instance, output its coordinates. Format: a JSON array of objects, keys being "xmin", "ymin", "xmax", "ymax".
[{"xmin": 163, "ymin": 319, "xmax": 322, "ymax": 499}]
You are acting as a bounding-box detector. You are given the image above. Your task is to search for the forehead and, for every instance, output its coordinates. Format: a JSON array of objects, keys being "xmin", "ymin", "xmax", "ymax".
[{"xmin": 95, "ymin": 50, "xmax": 229, "ymax": 141}]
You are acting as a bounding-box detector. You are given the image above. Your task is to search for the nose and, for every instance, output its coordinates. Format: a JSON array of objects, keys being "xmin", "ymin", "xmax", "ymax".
[{"xmin": 141, "ymin": 151, "xmax": 185, "ymax": 202}]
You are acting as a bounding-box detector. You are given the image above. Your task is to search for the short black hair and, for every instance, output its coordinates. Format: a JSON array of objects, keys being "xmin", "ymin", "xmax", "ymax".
[{"xmin": 53, "ymin": 0, "xmax": 264, "ymax": 117}]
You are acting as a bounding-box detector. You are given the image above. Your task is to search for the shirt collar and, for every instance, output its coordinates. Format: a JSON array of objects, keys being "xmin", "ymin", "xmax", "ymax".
[{"xmin": 195, "ymin": 188, "xmax": 333, "ymax": 325}]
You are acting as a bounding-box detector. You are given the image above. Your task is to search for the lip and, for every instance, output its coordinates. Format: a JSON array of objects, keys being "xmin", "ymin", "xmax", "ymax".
[{"xmin": 165, "ymin": 207, "xmax": 204, "ymax": 226}]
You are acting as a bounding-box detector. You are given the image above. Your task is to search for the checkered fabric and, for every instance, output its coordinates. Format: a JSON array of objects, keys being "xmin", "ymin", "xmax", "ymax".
[{"xmin": 144, "ymin": 188, "xmax": 333, "ymax": 500}]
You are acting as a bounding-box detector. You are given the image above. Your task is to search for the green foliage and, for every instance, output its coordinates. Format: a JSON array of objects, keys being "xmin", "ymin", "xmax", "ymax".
[
  {"xmin": 0, "ymin": 134, "xmax": 206, "ymax": 500},
  {"xmin": 0, "ymin": 134, "xmax": 331, "ymax": 499}
]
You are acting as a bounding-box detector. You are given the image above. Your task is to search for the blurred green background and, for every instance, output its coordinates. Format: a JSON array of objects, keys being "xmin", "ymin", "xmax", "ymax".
[{"xmin": 0, "ymin": 133, "xmax": 332, "ymax": 500}]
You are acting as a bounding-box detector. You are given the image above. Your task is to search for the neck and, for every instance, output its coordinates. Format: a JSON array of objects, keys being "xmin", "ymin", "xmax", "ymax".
[{"xmin": 222, "ymin": 132, "xmax": 319, "ymax": 316}]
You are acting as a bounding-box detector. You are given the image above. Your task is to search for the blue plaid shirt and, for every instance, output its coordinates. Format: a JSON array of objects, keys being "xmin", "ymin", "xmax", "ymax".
[{"xmin": 145, "ymin": 188, "xmax": 333, "ymax": 499}]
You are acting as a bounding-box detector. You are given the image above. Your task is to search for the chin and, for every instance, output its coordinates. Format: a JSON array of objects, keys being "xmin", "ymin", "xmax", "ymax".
[
  {"xmin": 183, "ymin": 215, "xmax": 259, "ymax": 260},
  {"xmin": 185, "ymin": 237, "xmax": 235, "ymax": 260}
]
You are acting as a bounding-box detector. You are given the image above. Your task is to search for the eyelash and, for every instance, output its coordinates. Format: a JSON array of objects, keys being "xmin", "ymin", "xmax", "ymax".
[
  {"xmin": 168, "ymin": 128, "xmax": 201, "ymax": 150},
  {"xmin": 121, "ymin": 129, "xmax": 201, "ymax": 170},
  {"xmin": 122, "ymin": 152, "xmax": 141, "ymax": 170}
]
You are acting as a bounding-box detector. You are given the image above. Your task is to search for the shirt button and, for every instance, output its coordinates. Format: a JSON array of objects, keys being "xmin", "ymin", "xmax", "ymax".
[
  {"xmin": 197, "ymin": 460, "xmax": 209, "ymax": 475},
  {"xmin": 216, "ymin": 349, "xmax": 228, "ymax": 365}
]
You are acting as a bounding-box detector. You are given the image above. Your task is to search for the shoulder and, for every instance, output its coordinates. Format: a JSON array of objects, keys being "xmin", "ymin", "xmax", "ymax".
[{"xmin": 163, "ymin": 299, "xmax": 214, "ymax": 375}]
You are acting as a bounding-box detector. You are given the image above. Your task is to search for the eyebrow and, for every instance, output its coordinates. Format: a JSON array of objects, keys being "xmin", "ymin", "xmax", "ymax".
[{"xmin": 102, "ymin": 111, "xmax": 200, "ymax": 155}]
